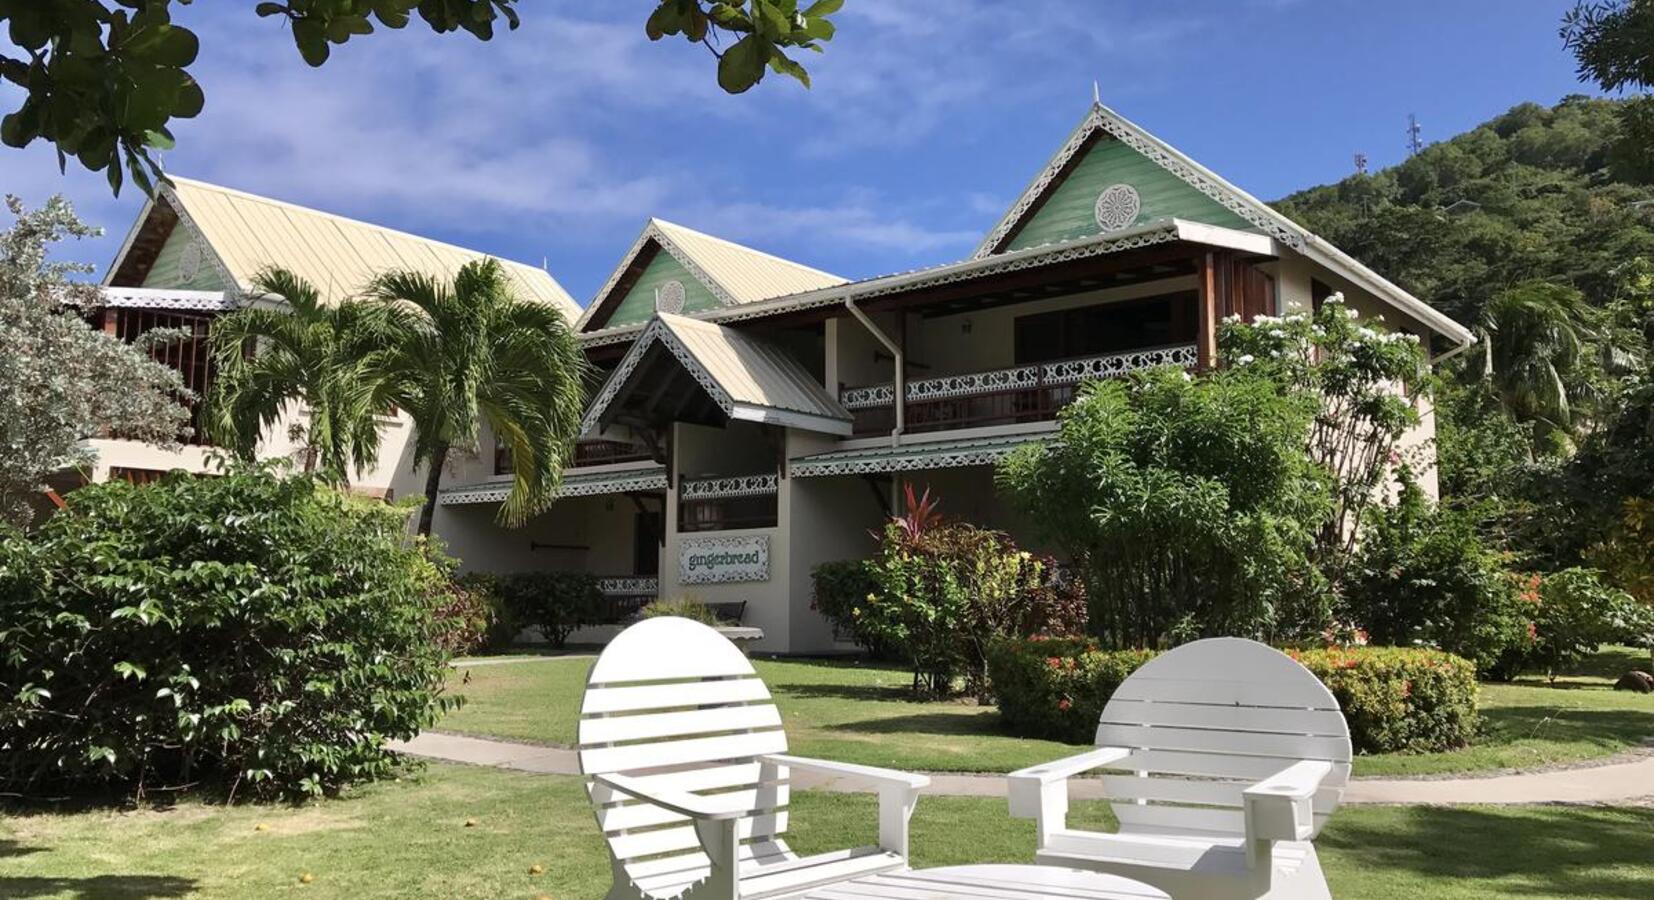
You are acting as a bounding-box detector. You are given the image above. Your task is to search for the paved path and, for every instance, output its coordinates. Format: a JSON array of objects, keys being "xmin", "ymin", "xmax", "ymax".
[{"xmin": 390, "ymin": 731, "xmax": 1654, "ymax": 806}]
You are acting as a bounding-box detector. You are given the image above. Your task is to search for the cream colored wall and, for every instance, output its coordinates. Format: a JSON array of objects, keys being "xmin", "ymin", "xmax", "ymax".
[
  {"xmin": 899, "ymin": 275, "xmax": 1200, "ymax": 382},
  {"xmin": 88, "ymin": 401, "xmax": 427, "ymax": 500},
  {"xmin": 433, "ymin": 492, "xmax": 649, "ymax": 576}
]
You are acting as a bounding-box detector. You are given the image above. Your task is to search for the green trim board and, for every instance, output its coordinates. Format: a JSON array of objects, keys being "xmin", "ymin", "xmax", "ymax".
[
  {"xmin": 604, "ymin": 245, "xmax": 723, "ymax": 328},
  {"xmin": 1005, "ymin": 136, "xmax": 1255, "ymax": 252}
]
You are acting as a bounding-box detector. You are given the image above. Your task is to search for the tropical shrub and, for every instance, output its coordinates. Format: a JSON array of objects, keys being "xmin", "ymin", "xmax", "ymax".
[
  {"xmin": 453, "ymin": 572, "xmax": 523, "ymax": 651},
  {"xmin": 1290, "ymin": 646, "xmax": 1480, "ymax": 754},
  {"xmin": 1218, "ymin": 297, "xmax": 1428, "ymax": 584},
  {"xmin": 810, "ymin": 559, "xmax": 894, "ymax": 657},
  {"xmin": 1591, "ymin": 498, "xmax": 1654, "ymax": 665},
  {"xmin": 490, "ymin": 571, "xmax": 603, "ymax": 648},
  {"xmin": 1514, "ymin": 568, "xmax": 1647, "ymax": 679},
  {"xmin": 984, "ymin": 637, "xmax": 1155, "ymax": 743},
  {"xmin": 987, "ymin": 638, "xmax": 1479, "ymax": 754},
  {"xmin": 1343, "ymin": 479, "xmax": 1534, "ymax": 678},
  {"xmin": 851, "ymin": 488, "xmax": 1087, "ymax": 698},
  {"xmin": 1, "ymin": 196, "xmax": 190, "ymax": 528},
  {"xmin": 0, "ymin": 467, "xmax": 455, "ymax": 801},
  {"xmin": 998, "ymin": 365, "xmax": 1329, "ymax": 648},
  {"xmin": 640, "ymin": 597, "xmax": 723, "ymax": 626}
]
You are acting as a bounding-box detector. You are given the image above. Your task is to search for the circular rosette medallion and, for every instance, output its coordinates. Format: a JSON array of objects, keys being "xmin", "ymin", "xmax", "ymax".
[
  {"xmin": 178, "ymin": 239, "xmax": 203, "ymax": 284},
  {"xmin": 1093, "ymin": 183, "xmax": 1142, "ymax": 233},
  {"xmin": 655, "ymin": 279, "xmax": 687, "ymax": 314}
]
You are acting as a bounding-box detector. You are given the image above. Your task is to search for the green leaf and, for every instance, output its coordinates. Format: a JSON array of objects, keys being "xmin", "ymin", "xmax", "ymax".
[
  {"xmin": 803, "ymin": 0, "xmax": 843, "ymax": 17},
  {"xmin": 717, "ymin": 34, "xmax": 768, "ymax": 94},
  {"xmin": 292, "ymin": 19, "xmax": 331, "ymax": 66},
  {"xmin": 768, "ymin": 51, "xmax": 809, "ymax": 89},
  {"xmin": 645, "ymin": 2, "xmax": 682, "ymax": 40},
  {"xmin": 144, "ymin": 128, "xmax": 175, "ymax": 151},
  {"xmin": 255, "ymin": 2, "xmax": 286, "ymax": 16}
]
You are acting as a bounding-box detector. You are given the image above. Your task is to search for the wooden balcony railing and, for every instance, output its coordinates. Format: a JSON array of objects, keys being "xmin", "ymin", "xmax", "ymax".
[
  {"xmin": 496, "ymin": 439, "xmax": 654, "ymax": 475},
  {"xmin": 840, "ymin": 343, "xmax": 1198, "ymax": 437}
]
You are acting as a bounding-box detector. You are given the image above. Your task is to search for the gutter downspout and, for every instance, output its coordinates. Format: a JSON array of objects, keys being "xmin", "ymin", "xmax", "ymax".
[
  {"xmin": 1430, "ymin": 333, "xmax": 1478, "ymax": 368},
  {"xmin": 845, "ymin": 297, "xmax": 904, "ymax": 446}
]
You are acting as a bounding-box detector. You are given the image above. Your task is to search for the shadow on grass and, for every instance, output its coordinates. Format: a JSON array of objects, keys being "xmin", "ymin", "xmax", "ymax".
[
  {"xmin": 1481, "ymin": 706, "xmax": 1654, "ymax": 750},
  {"xmin": 0, "ymin": 838, "xmax": 44, "ymax": 859},
  {"xmin": 825, "ymin": 711, "xmax": 1010, "ymax": 740},
  {"xmin": 0, "ymin": 875, "xmax": 197, "ymax": 899},
  {"xmin": 1323, "ymin": 805, "xmax": 1654, "ymax": 899},
  {"xmin": 770, "ymin": 681, "xmax": 926, "ymax": 703}
]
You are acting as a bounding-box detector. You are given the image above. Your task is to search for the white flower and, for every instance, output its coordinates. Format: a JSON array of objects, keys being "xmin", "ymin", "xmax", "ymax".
[
  {"xmin": 1345, "ymin": 307, "xmax": 1359, "ymax": 319},
  {"xmin": 1222, "ymin": 313, "xmax": 1242, "ymax": 324},
  {"xmin": 1180, "ymin": 371, "xmax": 1193, "ymax": 381},
  {"xmin": 1236, "ymin": 354, "xmax": 1255, "ymax": 365}
]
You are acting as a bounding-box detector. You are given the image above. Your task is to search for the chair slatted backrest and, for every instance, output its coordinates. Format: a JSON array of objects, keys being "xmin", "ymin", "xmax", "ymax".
[
  {"xmin": 578, "ymin": 617, "xmax": 791, "ymax": 896},
  {"xmin": 1095, "ymin": 638, "xmax": 1351, "ymax": 841}
]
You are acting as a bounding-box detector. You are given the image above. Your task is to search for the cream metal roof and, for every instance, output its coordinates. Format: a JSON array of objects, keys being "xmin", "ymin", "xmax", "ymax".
[
  {"xmin": 581, "ymin": 312, "xmax": 851, "ymax": 436},
  {"xmin": 650, "ymin": 219, "xmax": 846, "ymax": 304},
  {"xmin": 576, "ymin": 218, "xmax": 846, "ymax": 330},
  {"xmin": 126, "ymin": 177, "xmax": 581, "ymax": 318}
]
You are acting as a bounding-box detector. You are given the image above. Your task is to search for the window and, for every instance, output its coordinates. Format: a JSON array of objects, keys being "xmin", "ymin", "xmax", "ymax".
[
  {"xmin": 1312, "ymin": 278, "xmax": 1335, "ymax": 314},
  {"xmin": 1014, "ymin": 291, "xmax": 1198, "ymax": 365}
]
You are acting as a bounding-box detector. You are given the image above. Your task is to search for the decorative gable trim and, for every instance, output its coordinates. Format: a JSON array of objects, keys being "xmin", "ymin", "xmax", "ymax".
[
  {"xmin": 973, "ymin": 103, "xmax": 1308, "ymax": 259},
  {"xmin": 579, "ymin": 316, "xmax": 736, "ymax": 435},
  {"xmin": 156, "ymin": 185, "xmax": 244, "ymax": 294},
  {"xmin": 576, "ymin": 222, "xmax": 737, "ymax": 331}
]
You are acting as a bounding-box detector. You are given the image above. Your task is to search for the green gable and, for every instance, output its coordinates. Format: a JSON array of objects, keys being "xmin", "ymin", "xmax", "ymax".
[
  {"xmin": 1005, "ymin": 136, "xmax": 1255, "ymax": 252},
  {"xmin": 603, "ymin": 245, "xmax": 722, "ymax": 327},
  {"xmin": 141, "ymin": 223, "xmax": 229, "ymax": 291}
]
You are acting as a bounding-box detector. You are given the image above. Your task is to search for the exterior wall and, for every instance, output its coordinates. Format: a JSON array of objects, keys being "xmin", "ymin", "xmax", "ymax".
[
  {"xmin": 88, "ymin": 401, "xmax": 427, "ymax": 501},
  {"xmin": 1006, "ymin": 137, "xmax": 1254, "ymax": 251},
  {"xmin": 784, "ymin": 429, "xmax": 886, "ymax": 653},
  {"xmin": 605, "ymin": 247, "xmax": 721, "ymax": 328},
  {"xmin": 903, "ymin": 275, "xmax": 1199, "ymax": 382},
  {"xmin": 434, "ymin": 493, "xmax": 646, "ymax": 576}
]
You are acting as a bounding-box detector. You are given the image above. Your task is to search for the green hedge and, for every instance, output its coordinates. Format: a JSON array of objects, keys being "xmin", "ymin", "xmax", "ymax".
[
  {"xmin": 1289, "ymin": 646, "xmax": 1480, "ymax": 754},
  {"xmin": 986, "ymin": 638, "xmax": 1480, "ymax": 754}
]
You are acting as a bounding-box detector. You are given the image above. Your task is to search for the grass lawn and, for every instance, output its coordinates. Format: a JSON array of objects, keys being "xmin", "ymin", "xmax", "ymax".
[
  {"xmin": 3, "ymin": 762, "xmax": 1651, "ymax": 899},
  {"xmin": 438, "ymin": 646, "xmax": 1654, "ymax": 777}
]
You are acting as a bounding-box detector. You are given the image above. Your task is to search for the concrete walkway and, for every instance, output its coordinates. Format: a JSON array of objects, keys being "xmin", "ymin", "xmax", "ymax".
[{"xmin": 390, "ymin": 731, "xmax": 1654, "ymax": 806}]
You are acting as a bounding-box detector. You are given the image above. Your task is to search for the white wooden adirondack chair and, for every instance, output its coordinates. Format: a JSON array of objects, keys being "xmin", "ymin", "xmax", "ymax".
[
  {"xmin": 1007, "ymin": 638, "xmax": 1352, "ymax": 900},
  {"xmin": 578, "ymin": 617, "xmax": 930, "ymax": 900}
]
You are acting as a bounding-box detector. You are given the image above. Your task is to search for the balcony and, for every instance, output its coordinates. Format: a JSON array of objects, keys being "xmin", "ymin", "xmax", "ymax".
[
  {"xmin": 496, "ymin": 439, "xmax": 654, "ymax": 475},
  {"xmin": 840, "ymin": 343, "xmax": 1198, "ymax": 437},
  {"xmin": 678, "ymin": 474, "xmax": 779, "ymax": 532}
]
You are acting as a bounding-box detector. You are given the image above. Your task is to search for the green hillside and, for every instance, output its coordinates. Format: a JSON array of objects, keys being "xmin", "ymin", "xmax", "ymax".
[{"xmin": 1277, "ymin": 95, "xmax": 1654, "ymax": 327}]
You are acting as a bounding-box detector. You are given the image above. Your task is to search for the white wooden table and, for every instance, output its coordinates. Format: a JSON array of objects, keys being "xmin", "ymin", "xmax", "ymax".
[{"xmin": 792, "ymin": 864, "xmax": 1169, "ymax": 898}]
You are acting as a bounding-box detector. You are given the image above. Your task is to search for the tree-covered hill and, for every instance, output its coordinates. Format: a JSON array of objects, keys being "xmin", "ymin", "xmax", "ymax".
[{"xmin": 1277, "ymin": 95, "xmax": 1654, "ymax": 329}]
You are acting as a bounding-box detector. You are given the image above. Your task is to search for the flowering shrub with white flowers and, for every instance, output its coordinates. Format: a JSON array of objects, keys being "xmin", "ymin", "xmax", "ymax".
[
  {"xmin": 0, "ymin": 196, "xmax": 190, "ymax": 528},
  {"xmin": 1219, "ymin": 296, "xmax": 1428, "ymax": 587}
]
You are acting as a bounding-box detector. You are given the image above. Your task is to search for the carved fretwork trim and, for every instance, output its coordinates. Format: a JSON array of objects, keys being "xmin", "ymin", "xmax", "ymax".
[
  {"xmin": 790, "ymin": 435, "xmax": 1052, "ymax": 478},
  {"xmin": 679, "ymin": 473, "xmax": 779, "ymax": 501},
  {"xmin": 840, "ymin": 343, "xmax": 1198, "ymax": 410},
  {"xmin": 436, "ymin": 466, "xmax": 668, "ymax": 506}
]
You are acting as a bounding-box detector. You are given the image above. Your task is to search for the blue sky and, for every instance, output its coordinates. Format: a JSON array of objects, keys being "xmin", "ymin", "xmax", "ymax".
[{"xmin": 2, "ymin": 1, "xmax": 1601, "ymax": 305}]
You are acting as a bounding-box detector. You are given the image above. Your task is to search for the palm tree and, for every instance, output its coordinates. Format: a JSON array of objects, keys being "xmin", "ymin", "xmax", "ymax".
[
  {"xmin": 1473, "ymin": 281, "xmax": 1599, "ymax": 447},
  {"xmin": 207, "ymin": 267, "xmax": 402, "ymax": 481},
  {"xmin": 365, "ymin": 259, "xmax": 588, "ymax": 536}
]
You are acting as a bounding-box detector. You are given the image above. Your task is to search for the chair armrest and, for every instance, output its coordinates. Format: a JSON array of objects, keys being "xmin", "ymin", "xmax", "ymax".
[
  {"xmin": 591, "ymin": 772, "xmax": 753, "ymax": 821},
  {"xmin": 1007, "ymin": 746, "xmax": 1131, "ymax": 837},
  {"xmin": 1242, "ymin": 760, "xmax": 1333, "ymax": 845},
  {"xmin": 762, "ymin": 754, "xmax": 926, "ymax": 858},
  {"xmin": 761, "ymin": 754, "xmax": 930, "ymax": 791},
  {"xmin": 1008, "ymin": 746, "xmax": 1132, "ymax": 787}
]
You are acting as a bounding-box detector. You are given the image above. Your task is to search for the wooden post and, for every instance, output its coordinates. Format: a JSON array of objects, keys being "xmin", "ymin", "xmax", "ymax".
[{"xmin": 1196, "ymin": 252, "xmax": 1218, "ymax": 370}]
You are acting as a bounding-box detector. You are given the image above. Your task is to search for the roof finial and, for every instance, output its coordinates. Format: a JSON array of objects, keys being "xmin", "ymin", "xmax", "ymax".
[{"xmin": 1092, "ymin": 80, "xmax": 1101, "ymax": 106}]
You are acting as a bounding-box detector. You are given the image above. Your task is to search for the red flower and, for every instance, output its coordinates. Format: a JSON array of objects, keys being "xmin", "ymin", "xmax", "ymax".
[
  {"xmin": 1526, "ymin": 621, "xmax": 1539, "ymax": 642},
  {"xmin": 1057, "ymin": 698, "xmax": 1072, "ymax": 712},
  {"xmin": 1046, "ymin": 657, "xmax": 1063, "ymax": 670}
]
